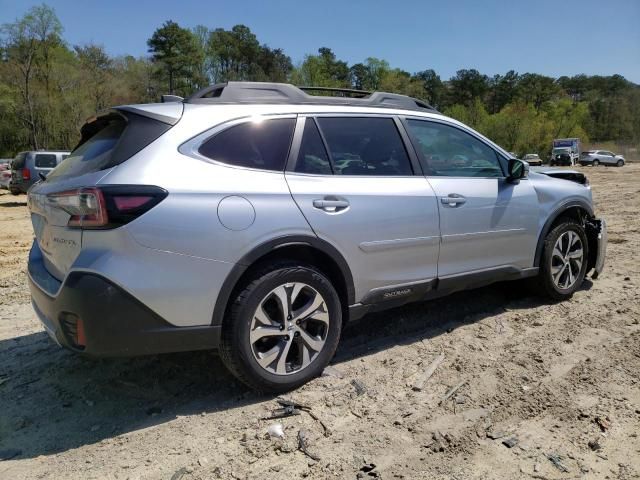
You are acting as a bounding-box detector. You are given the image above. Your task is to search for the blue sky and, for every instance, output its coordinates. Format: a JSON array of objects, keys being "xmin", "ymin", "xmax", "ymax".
[{"xmin": 1, "ymin": 0, "xmax": 639, "ymax": 82}]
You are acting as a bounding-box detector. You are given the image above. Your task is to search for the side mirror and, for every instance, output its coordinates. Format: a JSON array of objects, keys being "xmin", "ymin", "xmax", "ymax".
[{"xmin": 507, "ymin": 158, "xmax": 529, "ymax": 183}]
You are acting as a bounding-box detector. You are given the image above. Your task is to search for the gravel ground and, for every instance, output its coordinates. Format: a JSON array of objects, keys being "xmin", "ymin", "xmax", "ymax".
[{"xmin": 0, "ymin": 165, "xmax": 639, "ymax": 480}]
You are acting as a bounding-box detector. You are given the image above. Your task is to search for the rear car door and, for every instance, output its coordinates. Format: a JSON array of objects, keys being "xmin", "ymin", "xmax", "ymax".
[
  {"xmin": 286, "ymin": 115, "xmax": 440, "ymax": 303},
  {"xmin": 403, "ymin": 117, "xmax": 539, "ymax": 278}
]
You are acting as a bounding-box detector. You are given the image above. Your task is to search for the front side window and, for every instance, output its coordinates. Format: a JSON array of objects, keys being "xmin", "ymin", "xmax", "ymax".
[
  {"xmin": 35, "ymin": 154, "xmax": 57, "ymax": 168},
  {"xmin": 405, "ymin": 119, "xmax": 503, "ymax": 177},
  {"xmin": 315, "ymin": 117, "xmax": 412, "ymax": 176},
  {"xmin": 199, "ymin": 118, "xmax": 295, "ymax": 171}
]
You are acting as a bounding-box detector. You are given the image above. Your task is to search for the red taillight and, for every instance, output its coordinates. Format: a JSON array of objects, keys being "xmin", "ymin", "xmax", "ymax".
[
  {"xmin": 113, "ymin": 196, "xmax": 154, "ymax": 211},
  {"xmin": 22, "ymin": 168, "xmax": 31, "ymax": 180},
  {"xmin": 49, "ymin": 187, "xmax": 108, "ymax": 228},
  {"xmin": 47, "ymin": 186, "xmax": 167, "ymax": 229},
  {"xmin": 76, "ymin": 318, "xmax": 86, "ymax": 347}
]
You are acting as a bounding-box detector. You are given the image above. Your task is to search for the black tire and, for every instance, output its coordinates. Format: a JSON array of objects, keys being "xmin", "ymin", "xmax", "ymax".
[
  {"xmin": 219, "ymin": 261, "xmax": 342, "ymax": 393},
  {"xmin": 617, "ymin": 159, "xmax": 624, "ymax": 167},
  {"xmin": 592, "ymin": 159, "xmax": 599, "ymax": 167},
  {"xmin": 537, "ymin": 218, "xmax": 589, "ymax": 301}
]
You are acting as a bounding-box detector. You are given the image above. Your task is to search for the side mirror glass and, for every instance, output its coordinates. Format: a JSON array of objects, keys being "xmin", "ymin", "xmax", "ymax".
[{"xmin": 507, "ymin": 158, "xmax": 528, "ymax": 182}]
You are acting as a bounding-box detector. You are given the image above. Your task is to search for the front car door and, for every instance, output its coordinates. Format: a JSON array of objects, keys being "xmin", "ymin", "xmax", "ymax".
[
  {"xmin": 402, "ymin": 117, "xmax": 539, "ymax": 280},
  {"xmin": 286, "ymin": 115, "xmax": 440, "ymax": 303}
]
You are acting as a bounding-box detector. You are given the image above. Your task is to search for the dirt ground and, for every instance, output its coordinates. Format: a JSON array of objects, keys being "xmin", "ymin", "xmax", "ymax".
[{"xmin": 0, "ymin": 165, "xmax": 639, "ymax": 480}]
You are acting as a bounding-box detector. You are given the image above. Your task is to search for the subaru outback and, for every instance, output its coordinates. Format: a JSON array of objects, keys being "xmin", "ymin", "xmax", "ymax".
[{"xmin": 27, "ymin": 82, "xmax": 607, "ymax": 392}]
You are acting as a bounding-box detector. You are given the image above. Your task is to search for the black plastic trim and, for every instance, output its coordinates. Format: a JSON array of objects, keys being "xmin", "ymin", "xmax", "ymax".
[
  {"xmin": 211, "ymin": 235, "xmax": 355, "ymax": 326},
  {"xmin": 437, "ymin": 266, "xmax": 539, "ymax": 294},
  {"xmin": 29, "ymin": 270, "xmax": 220, "ymax": 356},
  {"xmin": 533, "ymin": 200, "xmax": 595, "ymax": 267},
  {"xmin": 360, "ymin": 278, "xmax": 436, "ymax": 305}
]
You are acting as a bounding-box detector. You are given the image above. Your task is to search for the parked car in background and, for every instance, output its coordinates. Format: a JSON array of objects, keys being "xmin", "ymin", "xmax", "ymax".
[
  {"xmin": 26, "ymin": 82, "xmax": 607, "ymax": 392},
  {"xmin": 0, "ymin": 159, "xmax": 12, "ymax": 190},
  {"xmin": 550, "ymin": 147, "xmax": 573, "ymax": 166},
  {"xmin": 579, "ymin": 150, "xmax": 625, "ymax": 167},
  {"xmin": 523, "ymin": 153, "xmax": 543, "ymax": 166},
  {"xmin": 9, "ymin": 150, "xmax": 70, "ymax": 194}
]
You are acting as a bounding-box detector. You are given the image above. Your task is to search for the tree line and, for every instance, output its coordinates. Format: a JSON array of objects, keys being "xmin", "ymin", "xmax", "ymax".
[{"xmin": 1, "ymin": 4, "xmax": 639, "ymax": 158}]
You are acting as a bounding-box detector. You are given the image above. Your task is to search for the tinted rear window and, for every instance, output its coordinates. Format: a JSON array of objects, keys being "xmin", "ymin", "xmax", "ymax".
[
  {"xmin": 47, "ymin": 117, "xmax": 126, "ymax": 181},
  {"xmin": 35, "ymin": 154, "xmax": 57, "ymax": 168},
  {"xmin": 198, "ymin": 118, "xmax": 295, "ymax": 171}
]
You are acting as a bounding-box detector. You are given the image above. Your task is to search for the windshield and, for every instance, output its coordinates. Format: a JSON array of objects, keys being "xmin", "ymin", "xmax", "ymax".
[
  {"xmin": 552, "ymin": 148, "xmax": 570, "ymax": 154},
  {"xmin": 46, "ymin": 116, "xmax": 126, "ymax": 181}
]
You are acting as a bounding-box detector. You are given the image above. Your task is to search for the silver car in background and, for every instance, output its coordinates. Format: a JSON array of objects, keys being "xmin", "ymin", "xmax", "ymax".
[
  {"xmin": 579, "ymin": 150, "xmax": 625, "ymax": 167},
  {"xmin": 26, "ymin": 82, "xmax": 607, "ymax": 392}
]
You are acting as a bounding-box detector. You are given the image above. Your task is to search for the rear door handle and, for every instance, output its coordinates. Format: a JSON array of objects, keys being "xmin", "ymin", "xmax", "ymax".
[
  {"xmin": 313, "ymin": 199, "xmax": 350, "ymax": 211},
  {"xmin": 440, "ymin": 194, "xmax": 467, "ymax": 207}
]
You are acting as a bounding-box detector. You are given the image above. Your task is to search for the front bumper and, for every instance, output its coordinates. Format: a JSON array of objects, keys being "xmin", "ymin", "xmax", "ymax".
[{"xmin": 28, "ymin": 244, "xmax": 221, "ymax": 356}]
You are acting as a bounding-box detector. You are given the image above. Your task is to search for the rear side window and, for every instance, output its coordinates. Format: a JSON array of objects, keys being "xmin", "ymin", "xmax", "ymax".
[
  {"xmin": 35, "ymin": 154, "xmax": 57, "ymax": 168},
  {"xmin": 295, "ymin": 119, "xmax": 332, "ymax": 174},
  {"xmin": 199, "ymin": 118, "xmax": 295, "ymax": 171},
  {"xmin": 316, "ymin": 117, "xmax": 412, "ymax": 176}
]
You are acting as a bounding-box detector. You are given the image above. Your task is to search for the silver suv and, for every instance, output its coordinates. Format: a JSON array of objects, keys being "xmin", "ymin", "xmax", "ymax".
[
  {"xmin": 579, "ymin": 150, "xmax": 625, "ymax": 167},
  {"xmin": 27, "ymin": 82, "xmax": 607, "ymax": 392}
]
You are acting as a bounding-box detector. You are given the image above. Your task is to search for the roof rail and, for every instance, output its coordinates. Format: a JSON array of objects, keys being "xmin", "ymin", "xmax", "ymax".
[
  {"xmin": 299, "ymin": 86, "xmax": 371, "ymax": 98},
  {"xmin": 185, "ymin": 81, "xmax": 438, "ymax": 113}
]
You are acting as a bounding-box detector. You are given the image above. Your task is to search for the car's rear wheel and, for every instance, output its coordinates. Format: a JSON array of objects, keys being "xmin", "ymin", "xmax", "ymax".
[
  {"xmin": 592, "ymin": 159, "xmax": 599, "ymax": 166},
  {"xmin": 617, "ymin": 159, "xmax": 624, "ymax": 167},
  {"xmin": 219, "ymin": 261, "xmax": 342, "ymax": 392},
  {"xmin": 537, "ymin": 219, "xmax": 588, "ymax": 300}
]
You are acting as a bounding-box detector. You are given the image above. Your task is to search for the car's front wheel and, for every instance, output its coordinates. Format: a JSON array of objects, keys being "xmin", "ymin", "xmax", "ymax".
[
  {"xmin": 219, "ymin": 262, "xmax": 342, "ymax": 392},
  {"xmin": 592, "ymin": 159, "xmax": 599, "ymax": 166},
  {"xmin": 537, "ymin": 219, "xmax": 588, "ymax": 300},
  {"xmin": 617, "ymin": 159, "xmax": 624, "ymax": 167}
]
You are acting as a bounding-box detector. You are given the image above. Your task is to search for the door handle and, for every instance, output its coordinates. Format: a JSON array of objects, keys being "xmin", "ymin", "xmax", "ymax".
[
  {"xmin": 440, "ymin": 194, "xmax": 467, "ymax": 207},
  {"xmin": 313, "ymin": 199, "xmax": 349, "ymax": 211}
]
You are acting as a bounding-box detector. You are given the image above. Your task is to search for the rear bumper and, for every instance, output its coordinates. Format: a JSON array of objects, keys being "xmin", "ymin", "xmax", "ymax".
[{"xmin": 28, "ymin": 245, "xmax": 221, "ymax": 356}]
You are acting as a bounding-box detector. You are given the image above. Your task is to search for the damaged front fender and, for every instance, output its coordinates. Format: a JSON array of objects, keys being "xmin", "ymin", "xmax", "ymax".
[{"xmin": 585, "ymin": 218, "xmax": 607, "ymax": 279}]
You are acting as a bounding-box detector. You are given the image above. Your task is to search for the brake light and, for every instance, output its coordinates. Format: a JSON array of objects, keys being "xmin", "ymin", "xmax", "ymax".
[
  {"xmin": 22, "ymin": 168, "xmax": 31, "ymax": 180},
  {"xmin": 47, "ymin": 186, "xmax": 167, "ymax": 229},
  {"xmin": 49, "ymin": 187, "xmax": 108, "ymax": 228}
]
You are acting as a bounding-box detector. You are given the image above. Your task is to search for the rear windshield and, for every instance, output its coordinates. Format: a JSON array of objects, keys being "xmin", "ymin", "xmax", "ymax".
[
  {"xmin": 46, "ymin": 117, "xmax": 126, "ymax": 181},
  {"xmin": 12, "ymin": 152, "xmax": 26, "ymax": 169},
  {"xmin": 45, "ymin": 111, "xmax": 172, "ymax": 182},
  {"xmin": 35, "ymin": 154, "xmax": 57, "ymax": 168}
]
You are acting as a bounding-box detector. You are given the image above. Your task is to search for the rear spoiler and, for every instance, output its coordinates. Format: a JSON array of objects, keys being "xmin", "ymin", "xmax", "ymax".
[{"xmin": 114, "ymin": 102, "xmax": 184, "ymax": 126}]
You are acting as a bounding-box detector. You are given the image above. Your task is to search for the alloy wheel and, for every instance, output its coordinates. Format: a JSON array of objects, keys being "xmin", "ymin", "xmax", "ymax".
[
  {"xmin": 550, "ymin": 230, "xmax": 584, "ymax": 289},
  {"xmin": 249, "ymin": 282, "xmax": 329, "ymax": 375}
]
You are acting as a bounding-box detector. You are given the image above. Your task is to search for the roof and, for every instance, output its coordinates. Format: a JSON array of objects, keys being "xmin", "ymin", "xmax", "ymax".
[{"xmin": 165, "ymin": 81, "xmax": 439, "ymax": 114}]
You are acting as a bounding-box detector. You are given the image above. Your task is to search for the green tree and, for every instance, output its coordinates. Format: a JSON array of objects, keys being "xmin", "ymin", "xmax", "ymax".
[
  {"xmin": 448, "ymin": 69, "xmax": 490, "ymax": 106},
  {"xmin": 147, "ymin": 20, "xmax": 202, "ymax": 95},
  {"xmin": 414, "ymin": 69, "xmax": 444, "ymax": 107}
]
